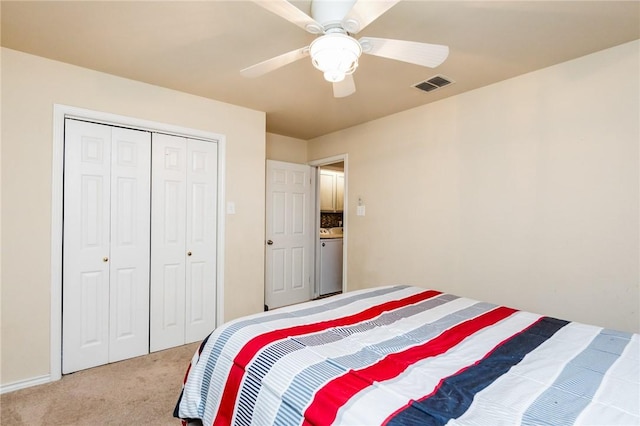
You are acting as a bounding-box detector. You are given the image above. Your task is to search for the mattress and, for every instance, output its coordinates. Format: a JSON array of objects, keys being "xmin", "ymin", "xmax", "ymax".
[{"xmin": 174, "ymin": 285, "xmax": 639, "ymax": 425}]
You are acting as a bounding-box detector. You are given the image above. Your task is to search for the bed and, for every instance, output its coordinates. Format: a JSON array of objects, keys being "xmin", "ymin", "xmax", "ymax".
[{"xmin": 174, "ymin": 285, "xmax": 639, "ymax": 425}]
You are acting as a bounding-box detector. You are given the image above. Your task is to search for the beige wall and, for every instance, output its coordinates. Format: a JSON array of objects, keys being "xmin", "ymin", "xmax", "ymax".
[
  {"xmin": 1, "ymin": 48, "xmax": 266, "ymax": 386},
  {"xmin": 309, "ymin": 40, "xmax": 639, "ymax": 333},
  {"xmin": 266, "ymin": 132, "xmax": 308, "ymax": 163}
]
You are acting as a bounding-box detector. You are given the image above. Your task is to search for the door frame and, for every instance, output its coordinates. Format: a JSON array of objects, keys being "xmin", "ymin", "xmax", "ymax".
[
  {"xmin": 309, "ymin": 154, "xmax": 348, "ymax": 297},
  {"xmin": 50, "ymin": 104, "xmax": 226, "ymax": 382}
]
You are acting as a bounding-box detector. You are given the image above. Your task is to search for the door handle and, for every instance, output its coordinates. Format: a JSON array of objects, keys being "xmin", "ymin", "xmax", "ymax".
[
  {"xmin": 187, "ymin": 251, "xmax": 192, "ymax": 256},
  {"xmin": 267, "ymin": 240, "xmax": 273, "ymax": 245},
  {"xmin": 103, "ymin": 256, "xmax": 109, "ymax": 262},
  {"xmin": 322, "ymin": 242, "xmax": 325, "ymax": 247}
]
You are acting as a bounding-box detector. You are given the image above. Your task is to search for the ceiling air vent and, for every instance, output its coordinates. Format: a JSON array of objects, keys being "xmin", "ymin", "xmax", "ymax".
[{"xmin": 413, "ymin": 75, "xmax": 454, "ymax": 93}]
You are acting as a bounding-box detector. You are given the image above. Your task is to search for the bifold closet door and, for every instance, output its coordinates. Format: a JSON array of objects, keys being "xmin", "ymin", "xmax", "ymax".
[
  {"xmin": 62, "ymin": 119, "xmax": 150, "ymax": 374},
  {"xmin": 150, "ymin": 133, "xmax": 218, "ymax": 352}
]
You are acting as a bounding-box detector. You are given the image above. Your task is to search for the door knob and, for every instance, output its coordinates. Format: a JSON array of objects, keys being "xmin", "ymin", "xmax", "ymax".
[
  {"xmin": 322, "ymin": 242, "xmax": 325, "ymax": 247},
  {"xmin": 267, "ymin": 240, "xmax": 273, "ymax": 245},
  {"xmin": 103, "ymin": 257, "xmax": 109, "ymax": 262},
  {"xmin": 187, "ymin": 251, "xmax": 192, "ymax": 256}
]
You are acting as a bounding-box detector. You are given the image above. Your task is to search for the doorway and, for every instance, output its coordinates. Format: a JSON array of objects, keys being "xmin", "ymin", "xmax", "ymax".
[
  {"xmin": 311, "ymin": 155, "xmax": 348, "ymax": 298},
  {"xmin": 264, "ymin": 156, "xmax": 348, "ymax": 309}
]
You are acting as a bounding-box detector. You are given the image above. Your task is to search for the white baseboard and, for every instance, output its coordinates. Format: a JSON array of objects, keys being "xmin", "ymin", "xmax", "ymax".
[{"xmin": 1, "ymin": 374, "xmax": 52, "ymax": 394}]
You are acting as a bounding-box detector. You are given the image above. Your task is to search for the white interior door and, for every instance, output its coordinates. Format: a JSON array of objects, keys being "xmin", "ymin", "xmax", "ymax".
[
  {"xmin": 63, "ymin": 120, "xmax": 111, "ymax": 373},
  {"xmin": 108, "ymin": 127, "xmax": 151, "ymax": 363},
  {"xmin": 265, "ymin": 160, "xmax": 314, "ymax": 310},
  {"xmin": 150, "ymin": 133, "xmax": 187, "ymax": 352},
  {"xmin": 151, "ymin": 134, "xmax": 218, "ymax": 351},
  {"xmin": 63, "ymin": 119, "xmax": 150, "ymax": 374},
  {"xmin": 185, "ymin": 139, "xmax": 218, "ymax": 343}
]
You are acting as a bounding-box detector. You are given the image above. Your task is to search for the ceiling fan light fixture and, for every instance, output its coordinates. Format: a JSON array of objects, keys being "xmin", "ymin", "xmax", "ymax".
[
  {"xmin": 323, "ymin": 70, "xmax": 346, "ymax": 83},
  {"xmin": 310, "ymin": 33, "xmax": 362, "ymax": 83}
]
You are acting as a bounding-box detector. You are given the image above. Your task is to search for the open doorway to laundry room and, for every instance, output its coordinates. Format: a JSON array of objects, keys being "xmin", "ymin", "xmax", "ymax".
[{"xmin": 311, "ymin": 155, "xmax": 348, "ymax": 298}]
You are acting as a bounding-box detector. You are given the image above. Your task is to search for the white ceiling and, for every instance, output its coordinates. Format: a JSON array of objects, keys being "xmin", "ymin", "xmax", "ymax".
[{"xmin": 2, "ymin": 1, "xmax": 638, "ymax": 140}]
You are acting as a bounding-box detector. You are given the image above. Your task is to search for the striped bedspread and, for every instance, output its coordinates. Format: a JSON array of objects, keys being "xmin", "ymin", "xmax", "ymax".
[{"xmin": 174, "ymin": 285, "xmax": 639, "ymax": 425}]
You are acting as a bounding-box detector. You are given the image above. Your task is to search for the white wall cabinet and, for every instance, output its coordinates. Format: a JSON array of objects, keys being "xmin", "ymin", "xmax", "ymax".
[
  {"xmin": 150, "ymin": 134, "xmax": 218, "ymax": 352},
  {"xmin": 63, "ymin": 119, "xmax": 151, "ymax": 374},
  {"xmin": 320, "ymin": 169, "xmax": 344, "ymax": 212},
  {"xmin": 336, "ymin": 172, "xmax": 344, "ymax": 212}
]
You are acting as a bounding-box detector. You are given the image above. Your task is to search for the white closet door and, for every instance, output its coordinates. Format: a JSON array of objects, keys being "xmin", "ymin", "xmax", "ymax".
[
  {"xmin": 150, "ymin": 135, "xmax": 218, "ymax": 351},
  {"xmin": 63, "ymin": 120, "xmax": 151, "ymax": 373},
  {"xmin": 63, "ymin": 120, "xmax": 112, "ymax": 374},
  {"xmin": 185, "ymin": 139, "xmax": 218, "ymax": 343},
  {"xmin": 150, "ymin": 133, "xmax": 187, "ymax": 352},
  {"xmin": 108, "ymin": 127, "xmax": 151, "ymax": 363}
]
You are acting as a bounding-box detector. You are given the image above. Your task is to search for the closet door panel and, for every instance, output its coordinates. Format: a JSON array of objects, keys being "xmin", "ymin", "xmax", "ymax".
[
  {"xmin": 185, "ymin": 139, "xmax": 218, "ymax": 343},
  {"xmin": 151, "ymin": 133, "xmax": 187, "ymax": 352},
  {"xmin": 108, "ymin": 127, "xmax": 151, "ymax": 363},
  {"xmin": 63, "ymin": 120, "xmax": 111, "ymax": 374}
]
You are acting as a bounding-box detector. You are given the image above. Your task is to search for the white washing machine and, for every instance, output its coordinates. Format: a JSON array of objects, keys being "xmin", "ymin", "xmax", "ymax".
[{"xmin": 319, "ymin": 237, "xmax": 343, "ymax": 296}]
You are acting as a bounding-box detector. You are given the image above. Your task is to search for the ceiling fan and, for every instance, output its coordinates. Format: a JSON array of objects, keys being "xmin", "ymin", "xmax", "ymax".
[{"xmin": 241, "ymin": 0, "xmax": 449, "ymax": 98}]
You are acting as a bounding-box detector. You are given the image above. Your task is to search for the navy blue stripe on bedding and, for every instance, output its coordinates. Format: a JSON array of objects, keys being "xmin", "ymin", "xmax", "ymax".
[{"xmin": 385, "ymin": 316, "xmax": 569, "ymax": 426}]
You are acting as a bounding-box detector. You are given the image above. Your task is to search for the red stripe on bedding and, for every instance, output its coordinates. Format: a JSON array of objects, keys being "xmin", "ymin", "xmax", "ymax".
[
  {"xmin": 213, "ymin": 289, "xmax": 441, "ymax": 426},
  {"xmin": 302, "ymin": 306, "xmax": 518, "ymax": 426}
]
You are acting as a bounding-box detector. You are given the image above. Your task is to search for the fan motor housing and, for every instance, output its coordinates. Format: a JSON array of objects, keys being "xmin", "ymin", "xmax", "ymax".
[{"xmin": 311, "ymin": 0, "xmax": 357, "ymax": 28}]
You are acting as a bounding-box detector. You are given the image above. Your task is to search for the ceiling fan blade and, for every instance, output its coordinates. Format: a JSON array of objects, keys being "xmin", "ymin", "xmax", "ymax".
[
  {"xmin": 252, "ymin": 0, "xmax": 324, "ymax": 34},
  {"xmin": 359, "ymin": 37, "xmax": 449, "ymax": 68},
  {"xmin": 333, "ymin": 74, "xmax": 356, "ymax": 98},
  {"xmin": 342, "ymin": 0, "xmax": 400, "ymax": 34},
  {"xmin": 241, "ymin": 47, "xmax": 310, "ymax": 78}
]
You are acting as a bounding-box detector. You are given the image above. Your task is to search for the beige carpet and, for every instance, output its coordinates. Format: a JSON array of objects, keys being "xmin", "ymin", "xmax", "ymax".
[{"xmin": 1, "ymin": 342, "xmax": 200, "ymax": 425}]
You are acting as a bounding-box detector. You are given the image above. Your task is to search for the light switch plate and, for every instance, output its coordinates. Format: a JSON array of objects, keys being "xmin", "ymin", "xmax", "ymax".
[
  {"xmin": 357, "ymin": 205, "xmax": 365, "ymax": 216},
  {"xmin": 227, "ymin": 201, "xmax": 236, "ymax": 214}
]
